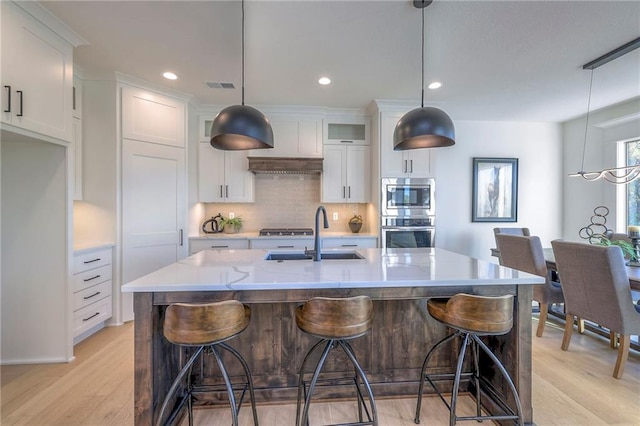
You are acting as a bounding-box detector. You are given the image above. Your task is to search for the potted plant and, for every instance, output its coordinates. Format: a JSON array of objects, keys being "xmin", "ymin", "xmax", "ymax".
[
  {"xmin": 348, "ymin": 215, "xmax": 363, "ymax": 233},
  {"xmin": 221, "ymin": 217, "xmax": 243, "ymax": 234},
  {"xmin": 598, "ymin": 237, "xmax": 638, "ymax": 262}
]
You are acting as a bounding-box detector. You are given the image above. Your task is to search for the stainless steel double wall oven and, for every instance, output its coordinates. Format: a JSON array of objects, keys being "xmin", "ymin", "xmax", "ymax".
[{"xmin": 381, "ymin": 177, "xmax": 435, "ymax": 248}]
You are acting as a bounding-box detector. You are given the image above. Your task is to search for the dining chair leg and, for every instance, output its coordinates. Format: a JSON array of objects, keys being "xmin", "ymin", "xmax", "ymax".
[
  {"xmin": 577, "ymin": 318, "xmax": 585, "ymax": 334},
  {"xmin": 609, "ymin": 331, "xmax": 618, "ymax": 348},
  {"xmin": 561, "ymin": 315, "xmax": 574, "ymax": 351},
  {"xmin": 536, "ymin": 303, "xmax": 548, "ymax": 337},
  {"xmin": 613, "ymin": 334, "xmax": 630, "ymax": 379}
]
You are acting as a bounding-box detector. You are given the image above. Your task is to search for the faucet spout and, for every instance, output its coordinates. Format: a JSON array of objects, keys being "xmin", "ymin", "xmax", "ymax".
[{"xmin": 312, "ymin": 206, "xmax": 329, "ymax": 261}]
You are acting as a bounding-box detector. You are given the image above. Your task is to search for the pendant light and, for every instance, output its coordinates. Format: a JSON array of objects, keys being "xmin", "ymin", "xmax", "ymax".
[
  {"xmin": 393, "ymin": 0, "xmax": 455, "ymax": 151},
  {"xmin": 569, "ymin": 37, "xmax": 640, "ymax": 184},
  {"xmin": 210, "ymin": 0, "xmax": 273, "ymax": 150}
]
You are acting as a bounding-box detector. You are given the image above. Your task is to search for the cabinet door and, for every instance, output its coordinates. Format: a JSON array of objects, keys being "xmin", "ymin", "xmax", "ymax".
[
  {"xmin": 224, "ymin": 151, "xmax": 254, "ymax": 202},
  {"xmin": 321, "ymin": 145, "xmax": 348, "ymax": 203},
  {"xmin": 1, "ymin": 1, "xmax": 73, "ymax": 142},
  {"xmin": 380, "ymin": 113, "xmax": 407, "ymax": 177},
  {"xmin": 121, "ymin": 87, "xmax": 186, "ymax": 147},
  {"xmin": 251, "ymin": 118, "xmax": 322, "ymax": 158},
  {"xmin": 122, "ymin": 140, "xmax": 186, "ymax": 321},
  {"xmin": 380, "ymin": 112, "xmax": 431, "ymax": 177},
  {"xmin": 73, "ymin": 75, "xmax": 82, "ymax": 119},
  {"xmin": 72, "ymin": 117, "xmax": 82, "ymax": 200},
  {"xmin": 346, "ymin": 145, "xmax": 371, "ymax": 203},
  {"xmin": 198, "ymin": 142, "xmax": 225, "ymax": 202}
]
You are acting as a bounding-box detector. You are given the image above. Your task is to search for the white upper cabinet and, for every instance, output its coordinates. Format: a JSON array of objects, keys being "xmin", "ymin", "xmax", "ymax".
[
  {"xmin": 324, "ymin": 117, "xmax": 370, "ymax": 146},
  {"xmin": 121, "ymin": 86, "xmax": 186, "ymax": 148},
  {"xmin": 322, "ymin": 144, "xmax": 370, "ymax": 203},
  {"xmin": 198, "ymin": 141, "xmax": 254, "ymax": 203},
  {"xmin": 249, "ymin": 116, "xmax": 322, "ymax": 158},
  {"xmin": 380, "ymin": 112, "xmax": 431, "ymax": 178},
  {"xmin": 1, "ymin": 1, "xmax": 75, "ymax": 143}
]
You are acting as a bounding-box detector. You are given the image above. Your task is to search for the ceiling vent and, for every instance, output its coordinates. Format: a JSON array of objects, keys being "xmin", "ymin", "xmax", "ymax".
[
  {"xmin": 205, "ymin": 81, "xmax": 235, "ymax": 89},
  {"xmin": 247, "ymin": 157, "xmax": 323, "ymax": 175}
]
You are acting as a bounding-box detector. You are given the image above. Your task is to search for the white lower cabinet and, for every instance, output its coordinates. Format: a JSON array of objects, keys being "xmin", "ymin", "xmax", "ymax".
[
  {"xmin": 322, "ymin": 237, "xmax": 377, "ymax": 249},
  {"xmin": 190, "ymin": 238, "xmax": 249, "ymax": 255},
  {"xmin": 72, "ymin": 247, "xmax": 113, "ymax": 342},
  {"xmin": 249, "ymin": 238, "xmax": 314, "ymax": 250}
]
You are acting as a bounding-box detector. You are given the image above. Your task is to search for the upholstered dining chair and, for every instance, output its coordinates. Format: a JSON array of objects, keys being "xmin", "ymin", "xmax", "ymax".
[
  {"xmin": 496, "ymin": 234, "xmax": 564, "ymax": 337},
  {"xmin": 551, "ymin": 240, "xmax": 640, "ymax": 379},
  {"xmin": 493, "ymin": 228, "xmax": 531, "ymax": 265}
]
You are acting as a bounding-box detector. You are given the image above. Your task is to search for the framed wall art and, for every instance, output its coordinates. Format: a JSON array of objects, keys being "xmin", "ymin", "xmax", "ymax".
[{"xmin": 472, "ymin": 157, "xmax": 518, "ymax": 222}]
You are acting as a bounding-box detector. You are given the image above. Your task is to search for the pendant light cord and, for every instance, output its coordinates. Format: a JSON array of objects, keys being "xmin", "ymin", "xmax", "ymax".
[
  {"xmin": 421, "ymin": 1, "xmax": 425, "ymax": 108},
  {"xmin": 579, "ymin": 69, "xmax": 595, "ymax": 172},
  {"xmin": 241, "ymin": 0, "xmax": 245, "ymax": 106}
]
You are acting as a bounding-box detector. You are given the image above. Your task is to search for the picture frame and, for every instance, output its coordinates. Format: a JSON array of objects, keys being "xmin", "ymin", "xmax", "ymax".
[{"xmin": 472, "ymin": 157, "xmax": 518, "ymax": 222}]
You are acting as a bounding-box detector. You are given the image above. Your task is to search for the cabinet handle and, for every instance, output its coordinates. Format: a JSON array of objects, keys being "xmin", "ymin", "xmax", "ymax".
[
  {"xmin": 73, "ymin": 86, "xmax": 76, "ymax": 111},
  {"xmin": 343, "ymin": 186, "xmax": 346, "ymax": 198},
  {"xmin": 3, "ymin": 86, "xmax": 10, "ymax": 113},
  {"xmin": 82, "ymin": 312, "xmax": 100, "ymax": 322},
  {"xmin": 16, "ymin": 90, "xmax": 23, "ymax": 117},
  {"xmin": 220, "ymin": 185, "xmax": 223, "ymax": 198},
  {"xmin": 84, "ymin": 274, "xmax": 101, "ymax": 282},
  {"xmin": 83, "ymin": 291, "xmax": 101, "ymax": 300},
  {"xmin": 348, "ymin": 186, "xmax": 351, "ymax": 198},
  {"xmin": 83, "ymin": 258, "xmax": 101, "ymax": 264},
  {"xmin": 179, "ymin": 229, "xmax": 184, "ymax": 246},
  {"xmin": 410, "ymin": 160, "xmax": 413, "ymax": 173},
  {"xmin": 225, "ymin": 185, "xmax": 229, "ymax": 198},
  {"xmin": 277, "ymin": 245, "xmax": 294, "ymax": 248},
  {"xmin": 404, "ymin": 160, "xmax": 408, "ymax": 173},
  {"xmin": 341, "ymin": 244, "xmax": 358, "ymax": 247},
  {"xmin": 210, "ymin": 245, "xmax": 229, "ymax": 248},
  {"xmin": 340, "ymin": 140, "xmax": 353, "ymax": 143}
]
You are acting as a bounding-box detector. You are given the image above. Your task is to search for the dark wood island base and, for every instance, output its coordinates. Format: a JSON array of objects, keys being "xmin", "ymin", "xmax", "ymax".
[{"xmin": 133, "ymin": 284, "xmax": 533, "ymax": 425}]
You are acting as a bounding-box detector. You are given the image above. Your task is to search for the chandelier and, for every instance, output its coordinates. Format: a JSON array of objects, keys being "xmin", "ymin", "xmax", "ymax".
[{"xmin": 570, "ymin": 37, "xmax": 640, "ymax": 185}]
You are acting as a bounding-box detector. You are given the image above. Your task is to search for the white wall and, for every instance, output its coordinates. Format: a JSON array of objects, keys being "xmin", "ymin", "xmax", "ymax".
[
  {"xmin": 562, "ymin": 97, "xmax": 640, "ymax": 240},
  {"xmin": 432, "ymin": 120, "xmax": 563, "ymax": 261}
]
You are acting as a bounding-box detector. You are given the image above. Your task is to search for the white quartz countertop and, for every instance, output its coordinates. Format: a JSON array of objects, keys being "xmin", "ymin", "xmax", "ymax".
[{"xmin": 122, "ymin": 248, "xmax": 543, "ymax": 293}]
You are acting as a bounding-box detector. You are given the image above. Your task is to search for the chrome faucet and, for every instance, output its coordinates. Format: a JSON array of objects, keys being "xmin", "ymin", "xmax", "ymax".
[{"xmin": 306, "ymin": 206, "xmax": 329, "ymax": 261}]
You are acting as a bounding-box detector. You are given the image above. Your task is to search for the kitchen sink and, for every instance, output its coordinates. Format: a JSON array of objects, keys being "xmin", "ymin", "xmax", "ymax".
[{"xmin": 265, "ymin": 251, "xmax": 365, "ymax": 261}]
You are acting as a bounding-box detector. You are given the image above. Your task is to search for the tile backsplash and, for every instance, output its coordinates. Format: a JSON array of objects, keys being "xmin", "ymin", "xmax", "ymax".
[{"xmin": 203, "ymin": 174, "xmax": 368, "ymax": 233}]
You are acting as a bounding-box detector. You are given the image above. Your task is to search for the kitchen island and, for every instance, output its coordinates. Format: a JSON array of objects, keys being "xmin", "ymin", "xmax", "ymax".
[{"xmin": 123, "ymin": 247, "xmax": 543, "ymax": 425}]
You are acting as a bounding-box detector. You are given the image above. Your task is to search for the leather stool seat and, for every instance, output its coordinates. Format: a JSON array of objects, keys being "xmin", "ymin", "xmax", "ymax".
[
  {"xmin": 415, "ymin": 294, "xmax": 523, "ymax": 425},
  {"xmin": 156, "ymin": 301, "xmax": 258, "ymax": 426},
  {"xmin": 296, "ymin": 296, "xmax": 377, "ymax": 426}
]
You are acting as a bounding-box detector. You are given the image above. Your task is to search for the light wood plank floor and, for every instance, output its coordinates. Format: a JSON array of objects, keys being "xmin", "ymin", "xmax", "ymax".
[{"xmin": 2, "ymin": 315, "xmax": 639, "ymax": 425}]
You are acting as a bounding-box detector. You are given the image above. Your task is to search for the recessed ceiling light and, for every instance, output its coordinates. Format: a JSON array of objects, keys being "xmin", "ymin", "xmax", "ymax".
[
  {"xmin": 428, "ymin": 81, "xmax": 442, "ymax": 90},
  {"xmin": 318, "ymin": 77, "xmax": 331, "ymax": 85},
  {"xmin": 163, "ymin": 72, "xmax": 178, "ymax": 80}
]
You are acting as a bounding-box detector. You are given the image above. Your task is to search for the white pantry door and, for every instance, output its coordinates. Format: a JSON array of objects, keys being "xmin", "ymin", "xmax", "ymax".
[{"xmin": 121, "ymin": 139, "xmax": 186, "ymax": 321}]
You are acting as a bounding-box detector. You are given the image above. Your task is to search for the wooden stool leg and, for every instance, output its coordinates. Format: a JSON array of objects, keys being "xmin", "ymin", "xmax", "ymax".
[{"xmin": 613, "ymin": 334, "xmax": 630, "ymax": 379}]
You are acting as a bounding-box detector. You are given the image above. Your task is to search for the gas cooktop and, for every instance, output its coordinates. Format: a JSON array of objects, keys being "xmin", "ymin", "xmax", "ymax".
[{"xmin": 258, "ymin": 228, "xmax": 314, "ymax": 236}]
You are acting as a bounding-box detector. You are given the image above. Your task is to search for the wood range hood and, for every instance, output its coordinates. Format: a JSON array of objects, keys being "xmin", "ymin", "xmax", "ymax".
[{"xmin": 247, "ymin": 157, "xmax": 323, "ymax": 175}]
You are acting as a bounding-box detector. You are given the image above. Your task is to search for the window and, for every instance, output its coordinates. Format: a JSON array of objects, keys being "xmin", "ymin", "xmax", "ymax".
[{"xmin": 626, "ymin": 140, "xmax": 640, "ymax": 227}]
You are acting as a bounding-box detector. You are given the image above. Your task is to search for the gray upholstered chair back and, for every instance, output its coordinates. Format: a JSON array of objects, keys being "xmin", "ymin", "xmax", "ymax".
[
  {"xmin": 496, "ymin": 234, "xmax": 564, "ymax": 305},
  {"xmin": 493, "ymin": 228, "xmax": 531, "ymax": 265},
  {"xmin": 551, "ymin": 240, "xmax": 640, "ymax": 335}
]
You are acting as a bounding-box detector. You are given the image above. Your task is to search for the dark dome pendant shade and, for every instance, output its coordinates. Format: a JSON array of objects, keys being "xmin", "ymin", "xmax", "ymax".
[
  {"xmin": 393, "ymin": 0, "xmax": 455, "ymax": 151},
  {"xmin": 210, "ymin": 0, "xmax": 273, "ymax": 151}
]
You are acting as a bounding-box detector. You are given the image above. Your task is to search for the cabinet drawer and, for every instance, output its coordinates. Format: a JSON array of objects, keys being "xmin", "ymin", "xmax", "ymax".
[
  {"xmin": 190, "ymin": 239, "xmax": 249, "ymax": 254},
  {"xmin": 72, "ymin": 264, "xmax": 112, "ymax": 292},
  {"xmin": 73, "ymin": 248, "xmax": 112, "ymax": 273},
  {"xmin": 73, "ymin": 280, "xmax": 112, "ymax": 312},
  {"xmin": 73, "ymin": 297, "xmax": 112, "ymax": 338},
  {"xmin": 250, "ymin": 238, "xmax": 314, "ymax": 250},
  {"xmin": 322, "ymin": 237, "xmax": 377, "ymax": 249}
]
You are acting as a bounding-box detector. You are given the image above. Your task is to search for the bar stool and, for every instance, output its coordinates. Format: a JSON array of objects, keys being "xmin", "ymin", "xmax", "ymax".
[
  {"xmin": 295, "ymin": 295, "xmax": 377, "ymax": 426},
  {"xmin": 414, "ymin": 294, "xmax": 523, "ymax": 426},
  {"xmin": 156, "ymin": 300, "xmax": 259, "ymax": 426}
]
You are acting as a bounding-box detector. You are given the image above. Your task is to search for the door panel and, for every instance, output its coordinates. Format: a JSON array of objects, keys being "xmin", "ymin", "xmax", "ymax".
[{"xmin": 122, "ymin": 139, "xmax": 186, "ymax": 321}]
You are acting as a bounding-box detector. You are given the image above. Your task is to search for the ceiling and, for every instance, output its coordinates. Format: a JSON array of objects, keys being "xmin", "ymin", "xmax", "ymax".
[{"xmin": 42, "ymin": 0, "xmax": 640, "ymax": 123}]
